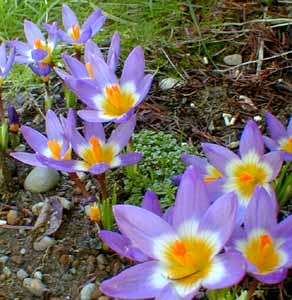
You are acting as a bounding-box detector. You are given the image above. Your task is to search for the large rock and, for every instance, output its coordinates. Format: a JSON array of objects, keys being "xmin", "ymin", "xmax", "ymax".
[
  {"xmin": 24, "ymin": 167, "xmax": 60, "ymax": 193},
  {"xmin": 223, "ymin": 54, "xmax": 242, "ymax": 66}
]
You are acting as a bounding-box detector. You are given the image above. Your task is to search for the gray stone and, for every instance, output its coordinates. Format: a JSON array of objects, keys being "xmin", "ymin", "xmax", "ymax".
[
  {"xmin": 0, "ymin": 256, "xmax": 9, "ymax": 264},
  {"xmin": 33, "ymin": 236, "xmax": 55, "ymax": 251},
  {"xmin": 80, "ymin": 283, "xmax": 96, "ymax": 300},
  {"xmin": 17, "ymin": 269, "xmax": 29, "ymax": 280},
  {"xmin": 24, "ymin": 167, "xmax": 60, "ymax": 193},
  {"xmin": 159, "ymin": 78, "xmax": 183, "ymax": 91},
  {"xmin": 33, "ymin": 271, "xmax": 43, "ymax": 280},
  {"xmin": 223, "ymin": 54, "xmax": 242, "ymax": 66},
  {"xmin": 32, "ymin": 202, "xmax": 44, "ymax": 216},
  {"xmin": 59, "ymin": 197, "xmax": 73, "ymax": 210},
  {"xmin": 3, "ymin": 266, "xmax": 11, "ymax": 278},
  {"xmin": 23, "ymin": 278, "xmax": 48, "ymax": 296}
]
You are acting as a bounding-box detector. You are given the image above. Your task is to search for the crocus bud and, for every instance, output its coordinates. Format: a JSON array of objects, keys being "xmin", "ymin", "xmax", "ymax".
[
  {"xmin": 7, "ymin": 105, "xmax": 20, "ymax": 133},
  {"xmin": 89, "ymin": 204, "xmax": 101, "ymax": 223},
  {"xmin": 0, "ymin": 122, "xmax": 8, "ymax": 151}
]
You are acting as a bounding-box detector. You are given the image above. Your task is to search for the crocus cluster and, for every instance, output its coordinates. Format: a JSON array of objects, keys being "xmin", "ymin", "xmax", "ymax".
[{"xmin": 99, "ymin": 116, "xmax": 292, "ymax": 299}]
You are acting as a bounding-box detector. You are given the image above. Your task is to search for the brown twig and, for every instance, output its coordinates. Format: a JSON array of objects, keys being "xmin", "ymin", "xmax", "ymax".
[
  {"xmin": 69, "ymin": 172, "xmax": 89, "ymax": 197},
  {"xmin": 95, "ymin": 173, "xmax": 107, "ymax": 201}
]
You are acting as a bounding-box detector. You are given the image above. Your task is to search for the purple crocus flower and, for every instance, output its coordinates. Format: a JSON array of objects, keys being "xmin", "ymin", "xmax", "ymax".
[
  {"xmin": 264, "ymin": 112, "xmax": 292, "ymax": 161},
  {"xmin": 30, "ymin": 62, "xmax": 51, "ymax": 80},
  {"xmin": 0, "ymin": 42, "xmax": 15, "ymax": 84},
  {"xmin": 58, "ymin": 4, "xmax": 106, "ymax": 47},
  {"xmin": 66, "ymin": 45, "xmax": 153, "ymax": 123},
  {"xmin": 37, "ymin": 114, "xmax": 142, "ymax": 174},
  {"xmin": 11, "ymin": 20, "xmax": 58, "ymax": 66},
  {"xmin": 173, "ymin": 153, "xmax": 224, "ymax": 202},
  {"xmin": 100, "ymin": 189, "xmax": 173, "ymax": 263},
  {"xmin": 230, "ymin": 186, "xmax": 292, "ymax": 284},
  {"xmin": 55, "ymin": 32, "xmax": 120, "ymax": 83},
  {"xmin": 202, "ymin": 120, "xmax": 282, "ymax": 221},
  {"xmin": 100, "ymin": 166, "xmax": 246, "ymax": 299},
  {"xmin": 10, "ymin": 109, "xmax": 76, "ymax": 167},
  {"xmin": 7, "ymin": 105, "xmax": 20, "ymax": 133}
]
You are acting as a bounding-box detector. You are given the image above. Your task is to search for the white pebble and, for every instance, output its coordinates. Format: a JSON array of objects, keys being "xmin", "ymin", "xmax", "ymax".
[
  {"xmin": 23, "ymin": 278, "xmax": 48, "ymax": 296},
  {"xmin": 80, "ymin": 283, "xmax": 96, "ymax": 300},
  {"xmin": 17, "ymin": 269, "xmax": 29, "ymax": 280},
  {"xmin": 33, "ymin": 236, "xmax": 55, "ymax": 251},
  {"xmin": 33, "ymin": 271, "xmax": 43, "ymax": 280}
]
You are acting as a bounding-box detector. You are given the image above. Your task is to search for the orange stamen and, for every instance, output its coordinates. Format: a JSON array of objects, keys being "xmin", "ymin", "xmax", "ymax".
[
  {"xmin": 89, "ymin": 205, "xmax": 101, "ymax": 223},
  {"xmin": 260, "ymin": 234, "xmax": 272, "ymax": 248},
  {"xmin": 172, "ymin": 240, "xmax": 187, "ymax": 257},
  {"xmin": 72, "ymin": 24, "xmax": 80, "ymax": 41},
  {"xmin": 34, "ymin": 38, "xmax": 42, "ymax": 49},
  {"xmin": 48, "ymin": 140, "xmax": 61, "ymax": 160},
  {"xmin": 289, "ymin": 137, "xmax": 292, "ymax": 145},
  {"xmin": 85, "ymin": 63, "xmax": 94, "ymax": 79},
  {"xmin": 239, "ymin": 172, "xmax": 253, "ymax": 183},
  {"xmin": 105, "ymin": 84, "xmax": 123, "ymax": 110},
  {"xmin": 89, "ymin": 136, "xmax": 102, "ymax": 163}
]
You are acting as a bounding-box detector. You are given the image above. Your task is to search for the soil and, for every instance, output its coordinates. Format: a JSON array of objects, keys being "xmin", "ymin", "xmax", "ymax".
[{"xmin": 2, "ymin": 1, "xmax": 292, "ymax": 300}]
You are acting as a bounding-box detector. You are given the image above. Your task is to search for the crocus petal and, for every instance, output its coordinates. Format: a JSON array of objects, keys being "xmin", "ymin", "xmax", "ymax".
[
  {"xmin": 121, "ymin": 46, "xmax": 145, "ymax": 86},
  {"xmin": 82, "ymin": 9, "xmax": 106, "ymax": 36},
  {"xmin": 113, "ymin": 204, "xmax": 177, "ymax": 259},
  {"xmin": 0, "ymin": 43, "xmax": 6, "ymax": 69},
  {"xmin": 88, "ymin": 55, "xmax": 118, "ymax": 89},
  {"xmin": 202, "ymin": 252, "xmax": 246, "ymax": 289},
  {"xmin": 275, "ymin": 215, "xmax": 292, "ymax": 240},
  {"xmin": 10, "ymin": 152, "xmax": 45, "ymax": 167},
  {"xmin": 202, "ymin": 143, "xmax": 239, "ymax": 174},
  {"xmin": 58, "ymin": 30, "xmax": 75, "ymax": 44},
  {"xmin": 70, "ymin": 128, "xmax": 89, "ymax": 157},
  {"xmin": 62, "ymin": 4, "xmax": 78, "ymax": 31},
  {"xmin": 54, "ymin": 67, "xmax": 71, "ymax": 81},
  {"xmin": 21, "ymin": 125, "xmax": 48, "ymax": 153},
  {"xmin": 279, "ymin": 239, "xmax": 292, "ymax": 268},
  {"xmin": 156, "ymin": 284, "xmax": 185, "ymax": 300},
  {"xmin": 198, "ymin": 192, "xmax": 237, "ymax": 252},
  {"xmin": 15, "ymin": 56, "xmax": 32, "ymax": 64},
  {"xmin": 36, "ymin": 154, "xmax": 86, "ymax": 172},
  {"xmin": 84, "ymin": 40, "xmax": 104, "ymax": 62},
  {"xmin": 31, "ymin": 49, "xmax": 47, "ymax": 61},
  {"xmin": 181, "ymin": 153, "xmax": 208, "ymax": 174},
  {"xmin": 69, "ymin": 79, "xmax": 101, "ymax": 108},
  {"xmin": 240, "ymin": 120, "xmax": 264, "ymax": 157},
  {"xmin": 9, "ymin": 40, "xmax": 30, "ymax": 56},
  {"xmin": 84, "ymin": 121, "xmax": 105, "ymax": 142},
  {"xmin": 3, "ymin": 46, "xmax": 15, "ymax": 77},
  {"xmin": 78, "ymin": 109, "xmax": 113, "ymax": 123},
  {"xmin": 46, "ymin": 109, "xmax": 64, "ymax": 141},
  {"xmin": 261, "ymin": 151, "xmax": 282, "ymax": 180},
  {"xmin": 108, "ymin": 114, "xmax": 136, "ymax": 151},
  {"xmin": 100, "ymin": 261, "xmax": 166, "ymax": 299},
  {"xmin": 99, "ymin": 230, "xmax": 148, "ymax": 262},
  {"xmin": 263, "ymin": 136, "xmax": 278, "ymax": 151},
  {"xmin": 24, "ymin": 20, "xmax": 45, "ymax": 47},
  {"xmin": 287, "ymin": 116, "xmax": 292, "ymax": 136},
  {"xmin": 163, "ymin": 206, "xmax": 174, "ymax": 224},
  {"xmin": 115, "ymin": 153, "xmax": 143, "ymax": 167},
  {"xmin": 88, "ymin": 163, "xmax": 110, "ymax": 174},
  {"xmin": 244, "ymin": 186, "xmax": 277, "ymax": 233},
  {"xmin": 266, "ymin": 112, "xmax": 287, "ymax": 141},
  {"xmin": 136, "ymin": 74, "xmax": 154, "ymax": 105},
  {"xmin": 78, "ymin": 28, "xmax": 92, "ymax": 44},
  {"xmin": 173, "ymin": 166, "xmax": 210, "ymax": 230},
  {"xmin": 141, "ymin": 189, "xmax": 163, "ymax": 217},
  {"xmin": 107, "ymin": 32, "xmax": 120, "ymax": 72},
  {"xmin": 253, "ymin": 268, "xmax": 288, "ymax": 284},
  {"xmin": 62, "ymin": 54, "xmax": 88, "ymax": 79}
]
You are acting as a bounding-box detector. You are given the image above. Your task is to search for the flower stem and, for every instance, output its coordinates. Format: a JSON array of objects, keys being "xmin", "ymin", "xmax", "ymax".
[
  {"xmin": 69, "ymin": 172, "xmax": 89, "ymax": 197},
  {"xmin": 246, "ymin": 279, "xmax": 258, "ymax": 300},
  {"xmin": 76, "ymin": 47, "xmax": 81, "ymax": 61},
  {"xmin": 96, "ymin": 172, "xmax": 107, "ymax": 201}
]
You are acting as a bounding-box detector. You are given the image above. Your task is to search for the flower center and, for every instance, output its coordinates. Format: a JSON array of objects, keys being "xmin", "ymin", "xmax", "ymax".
[
  {"xmin": 71, "ymin": 24, "xmax": 80, "ymax": 41},
  {"xmin": 34, "ymin": 38, "xmax": 52, "ymax": 64},
  {"xmin": 163, "ymin": 237, "xmax": 213, "ymax": 287},
  {"xmin": 204, "ymin": 166, "xmax": 223, "ymax": 183},
  {"xmin": 85, "ymin": 62, "xmax": 94, "ymax": 79},
  {"xmin": 280, "ymin": 136, "xmax": 292, "ymax": 153},
  {"xmin": 82, "ymin": 136, "xmax": 114, "ymax": 166},
  {"xmin": 47, "ymin": 140, "xmax": 71, "ymax": 160},
  {"xmin": 102, "ymin": 84, "xmax": 136, "ymax": 117},
  {"xmin": 233, "ymin": 162, "xmax": 268, "ymax": 201},
  {"xmin": 244, "ymin": 233, "xmax": 281, "ymax": 274},
  {"xmin": 89, "ymin": 204, "xmax": 101, "ymax": 223}
]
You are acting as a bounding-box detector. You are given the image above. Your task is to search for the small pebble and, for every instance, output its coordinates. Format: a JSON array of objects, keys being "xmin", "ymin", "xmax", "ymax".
[
  {"xmin": 17, "ymin": 269, "xmax": 29, "ymax": 280},
  {"xmin": 7, "ymin": 210, "xmax": 19, "ymax": 225},
  {"xmin": 0, "ymin": 274, "xmax": 6, "ymax": 281},
  {"xmin": 11, "ymin": 255, "xmax": 24, "ymax": 266},
  {"xmin": 70, "ymin": 268, "xmax": 76, "ymax": 275},
  {"xmin": 59, "ymin": 254, "xmax": 74, "ymax": 266},
  {"xmin": 223, "ymin": 54, "xmax": 242, "ymax": 66},
  {"xmin": 23, "ymin": 278, "xmax": 48, "ymax": 296},
  {"xmin": 3, "ymin": 266, "xmax": 12, "ymax": 278},
  {"xmin": 20, "ymin": 248, "xmax": 26, "ymax": 255},
  {"xmin": 0, "ymin": 255, "xmax": 9, "ymax": 264},
  {"xmin": 159, "ymin": 78, "xmax": 183, "ymax": 91},
  {"xmin": 98, "ymin": 297, "xmax": 110, "ymax": 300},
  {"xmin": 59, "ymin": 197, "xmax": 73, "ymax": 210},
  {"xmin": 24, "ymin": 167, "xmax": 60, "ymax": 193},
  {"xmin": 80, "ymin": 283, "xmax": 96, "ymax": 300},
  {"xmin": 32, "ymin": 202, "xmax": 44, "ymax": 216},
  {"xmin": 96, "ymin": 254, "xmax": 107, "ymax": 265},
  {"xmin": 33, "ymin": 236, "xmax": 56, "ymax": 251},
  {"xmin": 33, "ymin": 271, "xmax": 43, "ymax": 280}
]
